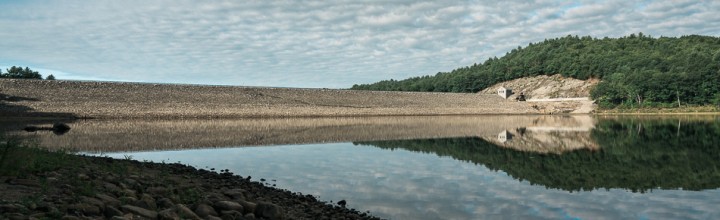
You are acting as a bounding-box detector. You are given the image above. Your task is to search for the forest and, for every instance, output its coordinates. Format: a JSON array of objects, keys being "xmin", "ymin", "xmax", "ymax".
[
  {"xmin": 354, "ymin": 117, "xmax": 720, "ymax": 192},
  {"xmin": 351, "ymin": 34, "xmax": 720, "ymax": 108}
]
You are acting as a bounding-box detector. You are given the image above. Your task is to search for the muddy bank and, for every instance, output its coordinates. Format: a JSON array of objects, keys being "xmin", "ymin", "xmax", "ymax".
[{"xmin": 1, "ymin": 79, "xmax": 549, "ymax": 119}]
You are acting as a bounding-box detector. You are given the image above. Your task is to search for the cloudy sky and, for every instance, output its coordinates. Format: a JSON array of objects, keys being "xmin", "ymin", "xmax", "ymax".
[{"xmin": 1, "ymin": 0, "xmax": 718, "ymax": 88}]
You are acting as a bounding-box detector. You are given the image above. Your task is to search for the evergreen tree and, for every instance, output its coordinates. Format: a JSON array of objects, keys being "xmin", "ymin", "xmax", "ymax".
[
  {"xmin": 46, "ymin": 74, "xmax": 56, "ymax": 80},
  {"xmin": 0, "ymin": 66, "xmax": 42, "ymax": 79}
]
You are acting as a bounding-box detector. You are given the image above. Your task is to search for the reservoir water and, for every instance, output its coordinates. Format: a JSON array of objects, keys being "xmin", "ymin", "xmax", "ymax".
[{"xmin": 3, "ymin": 115, "xmax": 720, "ymax": 219}]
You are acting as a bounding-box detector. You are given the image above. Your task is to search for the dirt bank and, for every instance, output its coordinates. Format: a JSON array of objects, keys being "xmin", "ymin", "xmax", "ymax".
[{"xmin": 1, "ymin": 79, "xmax": 577, "ymax": 119}]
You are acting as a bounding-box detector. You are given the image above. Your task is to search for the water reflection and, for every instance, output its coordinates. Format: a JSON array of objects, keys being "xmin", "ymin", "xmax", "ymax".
[
  {"xmin": 5, "ymin": 115, "xmax": 599, "ymax": 153},
  {"xmin": 356, "ymin": 116, "xmax": 720, "ymax": 192},
  {"xmin": 3, "ymin": 115, "xmax": 720, "ymax": 219}
]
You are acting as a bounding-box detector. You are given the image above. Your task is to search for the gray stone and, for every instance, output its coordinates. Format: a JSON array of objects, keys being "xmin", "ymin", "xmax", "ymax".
[
  {"xmin": 215, "ymin": 201, "xmax": 244, "ymax": 212},
  {"xmin": 254, "ymin": 202, "xmax": 284, "ymax": 220},
  {"xmin": 220, "ymin": 210, "xmax": 244, "ymax": 220},
  {"xmin": 206, "ymin": 216, "xmax": 223, "ymax": 220},
  {"xmin": 119, "ymin": 196, "xmax": 137, "ymax": 204},
  {"xmin": 194, "ymin": 203, "xmax": 219, "ymax": 217},
  {"xmin": 82, "ymin": 196, "xmax": 105, "ymax": 208},
  {"xmin": 236, "ymin": 200, "xmax": 256, "ymax": 214},
  {"xmin": 103, "ymin": 182, "xmax": 122, "ymax": 193},
  {"xmin": 158, "ymin": 208, "xmax": 180, "ymax": 220},
  {"xmin": 67, "ymin": 203, "xmax": 102, "ymax": 216},
  {"xmin": 223, "ymin": 189, "xmax": 247, "ymax": 200},
  {"xmin": 121, "ymin": 189, "xmax": 137, "ymax": 198},
  {"xmin": 147, "ymin": 186, "xmax": 168, "ymax": 195},
  {"xmin": 175, "ymin": 204, "xmax": 202, "ymax": 220},
  {"xmin": 136, "ymin": 193, "xmax": 157, "ymax": 210},
  {"xmin": 96, "ymin": 193, "xmax": 122, "ymax": 207},
  {"xmin": 61, "ymin": 215, "xmax": 81, "ymax": 220},
  {"xmin": 121, "ymin": 205, "xmax": 158, "ymax": 219}
]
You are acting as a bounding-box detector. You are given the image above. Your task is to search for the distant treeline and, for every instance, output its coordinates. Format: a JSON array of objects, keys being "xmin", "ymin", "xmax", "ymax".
[
  {"xmin": 354, "ymin": 118, "xmax": 720, "ymax": 192},
  {"xmin": 0, "ymin": 66, "xmax": 54, "ymax": 80},
  {"xmin": 351, "ymin": 34, "xmax": 720, "ymax": 108}
]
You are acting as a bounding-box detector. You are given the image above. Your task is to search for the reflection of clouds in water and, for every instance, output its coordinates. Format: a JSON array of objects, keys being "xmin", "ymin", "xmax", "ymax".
[{"xmin": 102, "ymin": 143, "xmax": 720, "ymax": 220}]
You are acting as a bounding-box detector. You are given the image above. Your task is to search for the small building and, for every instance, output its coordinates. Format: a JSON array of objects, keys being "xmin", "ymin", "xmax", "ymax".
[
  {"xmin": 498, "ymin": 130, "xmax": 513, "ymax": 143},
  {"xmin": 497, "ymin": 86, "xmax": 512, "ymax": 99}
]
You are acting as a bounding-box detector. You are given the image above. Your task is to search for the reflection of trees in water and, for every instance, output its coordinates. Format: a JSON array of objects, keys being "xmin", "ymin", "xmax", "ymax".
[{"xmin": 355, "ymin": 118, "xmax": 720, "ymax": 192}]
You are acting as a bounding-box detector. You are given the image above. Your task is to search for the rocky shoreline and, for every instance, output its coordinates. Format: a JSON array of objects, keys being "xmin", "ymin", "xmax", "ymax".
[{"xmin": 0, "ymin": 145, "xmax": 381, "ymax": 220}]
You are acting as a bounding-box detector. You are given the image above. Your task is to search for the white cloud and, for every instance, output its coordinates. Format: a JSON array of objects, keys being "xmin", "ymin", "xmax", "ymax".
[{"xmin": 0, "ymin": 0, "xmax": 718, "ymax": 88}]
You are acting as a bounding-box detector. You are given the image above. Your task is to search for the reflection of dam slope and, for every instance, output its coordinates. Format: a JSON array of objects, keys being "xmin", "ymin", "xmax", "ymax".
[
  {"xmin": 10, "ymin": 115, "xmax": 595, "ymax": 153},
  {"xmin": 484, "ymin": 116, "xmax": 598, "ymax": 154},
  {"xmin": 356, "ymin": 117, "xmax": 720, "ymax": 192}
]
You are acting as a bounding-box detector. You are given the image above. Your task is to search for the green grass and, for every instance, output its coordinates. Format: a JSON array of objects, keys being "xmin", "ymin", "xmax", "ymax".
[{"xmin": 0, "ymin": 135, "xmax": 79, "ymax": 177}]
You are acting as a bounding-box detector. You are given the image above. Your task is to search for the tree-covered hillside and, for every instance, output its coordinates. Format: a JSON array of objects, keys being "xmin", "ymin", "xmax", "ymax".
[{"xmin": 351, "ymin": 34, "xmax": 720, "ymax": 108}]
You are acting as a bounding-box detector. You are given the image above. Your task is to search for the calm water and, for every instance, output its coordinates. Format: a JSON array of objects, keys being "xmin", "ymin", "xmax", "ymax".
[{"xmin": 3, "ymin": 115, "xmax": 720, "ymax": 219}]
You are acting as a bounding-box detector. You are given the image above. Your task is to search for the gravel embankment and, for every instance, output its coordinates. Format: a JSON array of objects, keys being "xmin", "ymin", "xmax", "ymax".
[{"xmin": 0, "ymin": 79, "xmax": 540, "ymax": 118}]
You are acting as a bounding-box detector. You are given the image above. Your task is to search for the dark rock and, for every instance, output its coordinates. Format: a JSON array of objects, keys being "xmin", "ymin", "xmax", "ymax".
[
  {"xmin": 206, "ymin": 216, "xmax": 223, "ymax": 220},
  {"xmin": 215, "ymin": 201, "xmax": 244, "ymax": 212},
  {"xmin": 175, "ymin": 204, "xmax": 201, "ymax": 220},
  {"xmin": 254, "ymin": 202, "xmax": 284, "ymax": 220},
  {"xmin": 61, "ymin": 215, "xmax": 81, "ymax": 220},
  {"xmin": 157, "ymin": 197, "xmax": 175, "ymax": 209},
  {"xmin": 103, "ymin": 182, "xmax": 122, "ymax": 193},
  {"xmin": 82, "ymin": 196, "xmax": 106, "ymax": 208},
  {"xmin": 121, "ymin": 189, "xmax": 137, "ymax": 198},
  {"xmin": 0, "ymin": 204, "xmax": 25, "ymax": 213},
  {"xmin": 236, "ymin": 200, "xmax": 256, "ymax": 214},
  {"xmin": 220, "ymin": 210, "xmax": 244, "ymax": 220},
  {"xmin": 104, "ymin": 206, "xmax": 124, "ymax": 218},
  {"xmin": 223, "ymin": 189, "xmax": 247, "ymax": 200},
  {"xmin": 337, "ymin": 199, "xmax": 347, "ymax": 207},
  {"xmin": 10, "ymin": 178, "xmax": 40, "ymax": 187},
  {"xmin": 119, "ymin": 196, "xmax": 137, "ymax": 204},
  {"xmin": 147, "ymin": 186, "xmax": 168, "ymax": 195},
  {"xmin": 158, "ymin": 208, "xmax": 180, "ymax": 220},
  {"xmin": 194, "ymin": 203, "xmax": 218, "ymax": 217},
  {"xmin": 121, "ymin": 205, "xmax": 158, "ymax": 219},
  {"xmin": 67, "ymin": 203, "xmax": 102, "ymax": 216},
  {"xmin": 136, "ymin": 194, "xmax": 157, "ymax": 210},
  {"xmin": 52, "ymin": 123, "xmax": 71, "ymax": 135},
  {"xmin": 96, "ymin": 193, "xmax": 122, "ymax": 207},
  {"xmin": 5, "ymin": 212, "xmax": 25, "ymax": 220}
]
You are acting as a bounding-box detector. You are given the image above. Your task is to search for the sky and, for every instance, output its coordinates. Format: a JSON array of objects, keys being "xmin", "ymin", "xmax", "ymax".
[{"xmin": 1, "ymin": 0, "xmax": 719, "ymax": 88}]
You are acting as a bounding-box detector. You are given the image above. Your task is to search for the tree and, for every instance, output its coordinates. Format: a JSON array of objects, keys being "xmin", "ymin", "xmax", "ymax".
[
  {"xmin": 0, "ymin": 66, "xmax": 42, "ymax": 79},
  {"xmin": 46, "ymin": 74, "xmax": 56, "ymax": 80}
]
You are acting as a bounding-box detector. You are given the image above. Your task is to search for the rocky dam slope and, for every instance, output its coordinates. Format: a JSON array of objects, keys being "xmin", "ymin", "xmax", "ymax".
[{"xmin": 1, "ymin": 78, "xmax": 593, "ymax": 119}]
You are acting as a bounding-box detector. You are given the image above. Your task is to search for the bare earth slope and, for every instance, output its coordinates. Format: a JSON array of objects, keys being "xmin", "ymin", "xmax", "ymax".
[
  {"xmin": 1, "ymin": 79, "xmax": 543, "ymax": 118},
  {"xmin": 481, "ymin": 74, "xmax": 599, "ymax": 114}
]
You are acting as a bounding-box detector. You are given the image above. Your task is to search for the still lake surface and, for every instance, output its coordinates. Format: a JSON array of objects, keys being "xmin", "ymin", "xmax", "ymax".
[{"xmin": 4, "ymin": 115, "xmax": 720, "ymax": 219}]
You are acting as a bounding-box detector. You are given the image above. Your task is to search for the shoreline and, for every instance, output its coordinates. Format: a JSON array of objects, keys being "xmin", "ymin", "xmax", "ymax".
[{"xmin": 0, "ymin": 142, "xmax": 381, "ymax": 219}]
